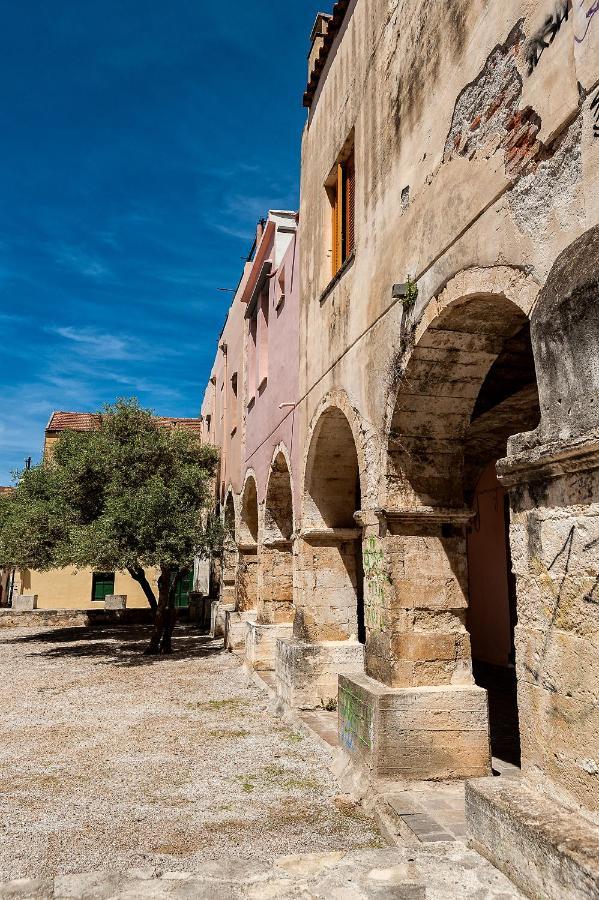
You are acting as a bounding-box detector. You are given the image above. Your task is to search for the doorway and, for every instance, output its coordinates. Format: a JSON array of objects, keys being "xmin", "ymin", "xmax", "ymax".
[{"xmin": 467, "ymin": 461, "xmax": 520, "ymax": 767}]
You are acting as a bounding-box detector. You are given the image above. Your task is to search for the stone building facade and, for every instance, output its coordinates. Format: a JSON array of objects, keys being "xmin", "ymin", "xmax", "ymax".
[
  {"xmin": 203, "ymin": 3, "xmax": 599, "ymax": 895},
  {"xmin": 200, "ymin": 211, "xmax": 300, "ymax": 666}
]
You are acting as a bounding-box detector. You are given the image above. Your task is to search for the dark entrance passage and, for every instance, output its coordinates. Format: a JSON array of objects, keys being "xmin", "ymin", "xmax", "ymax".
[
  {"xmin": 467, "ymin": 462, "xmax": 520, "ymax": 767},
  {"xmin": 464, "ymin": 320, "xmax": 541, "ymax": 769}
]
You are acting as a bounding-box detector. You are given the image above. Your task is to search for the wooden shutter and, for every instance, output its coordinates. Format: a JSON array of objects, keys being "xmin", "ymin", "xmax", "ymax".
[
  {"xmin": 332, "ymin": 162, "xmax": 343, "ymax": 275},
  {"xmin": 345, "ymin": 151, "xmax": 355, "ymax": 257},
  {"xmin": 331, "ymin": 199, "xmax": 338, "ymax": 276}
]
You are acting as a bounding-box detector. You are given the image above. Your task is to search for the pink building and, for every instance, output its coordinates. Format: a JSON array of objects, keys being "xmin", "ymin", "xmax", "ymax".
[{"xmin": 201, "ymin": 211, "xmax": 300, "ymax": 663}]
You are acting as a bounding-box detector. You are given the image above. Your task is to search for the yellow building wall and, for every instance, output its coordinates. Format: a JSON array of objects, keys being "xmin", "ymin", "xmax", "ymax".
[{"xmin": 20, "ymin": 566, "xmax": 158, "ymax": 610}]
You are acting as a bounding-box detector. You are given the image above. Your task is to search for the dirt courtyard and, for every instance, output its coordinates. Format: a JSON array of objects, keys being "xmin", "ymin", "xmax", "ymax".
[{"xmin": 0, "ymin": 625, "xmax": 382, "ymax": 880}]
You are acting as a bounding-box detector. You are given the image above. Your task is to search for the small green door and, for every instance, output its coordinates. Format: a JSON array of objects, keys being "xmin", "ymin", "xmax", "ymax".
[
  {"xmin": 92, "ymin": 572, "xmax": 115, "ymax": 601},
  {"xmin": 174, "ymin": 570, "xmax": 193, "ymax": 608}
]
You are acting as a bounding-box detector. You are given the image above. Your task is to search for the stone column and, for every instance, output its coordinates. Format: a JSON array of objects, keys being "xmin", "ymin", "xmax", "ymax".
[
  {"xmin": 211, "ymin": 541, "xmax": 236, "ymax": 639},
  {"xmin": 337, "ymin": 507, "xmax": 490, "ymax": 782},
  {"xmin": 245, "ymin": 539, "xmax": 294, "ymax": 672},
  {"xmin": 224, "ymin": 544, "xmax": 258, "ymax": 652},
  {"xmin": 275, "ymin": 528, "xmax": 364, "ymax": 710}
]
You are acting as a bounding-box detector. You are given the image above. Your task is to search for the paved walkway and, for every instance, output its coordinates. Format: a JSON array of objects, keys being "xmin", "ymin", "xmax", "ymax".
[{"xmin": 0, "ymin": 846, "xmax": 523, "ymax": 898}]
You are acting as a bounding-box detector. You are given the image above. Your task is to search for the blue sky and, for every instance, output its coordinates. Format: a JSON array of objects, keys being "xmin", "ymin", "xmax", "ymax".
[{"xmin": 0, "ymin": 2, "xmax": 320, "ymax": 483}]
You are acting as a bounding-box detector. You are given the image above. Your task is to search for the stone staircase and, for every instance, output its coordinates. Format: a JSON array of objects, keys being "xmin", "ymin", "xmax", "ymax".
[{"xmin": 0, "ymin": 847, "xmax": 523, "ymax": 899}]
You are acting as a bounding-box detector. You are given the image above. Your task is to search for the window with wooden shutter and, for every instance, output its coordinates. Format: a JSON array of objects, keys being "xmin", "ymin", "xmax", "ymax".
[{"xmin": 328, "ymin": 139, "xmax": 355, "ymax": 278}]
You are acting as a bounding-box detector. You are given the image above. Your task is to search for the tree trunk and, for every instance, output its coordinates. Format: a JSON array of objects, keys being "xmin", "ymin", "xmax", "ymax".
[
  {"xmin": 127, "ymin": 565, "xmax": 157, "ymax": 614},
  {"xmin": 144, "ymin": 565, "xmax": 173, "ymax": 654}
]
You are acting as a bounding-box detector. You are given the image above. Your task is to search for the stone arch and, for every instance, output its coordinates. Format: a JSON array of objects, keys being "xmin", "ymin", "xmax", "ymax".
[
  {"xmin": 513, "ymin": 226, "xmax": 599, "ymax": 451},
  {"xmin": 238, "ymin": 472, "xmax": 259, "ymax": 546},
  {"xmin": 386, "ymin": 267, "xmax": 541, "ymax": 510},
  {"xmin": 302, "ymin": 391, "xmax": 378, "ymax": 528},
  {"xmin": 264, "ymin": 444, "xmax": 295, "ymax": 542},
  {"xmin": 236, "ymin": 472, "xmax": 259, "ymax": 612},
  {"xmin": 220, "ymin": 489, "xmax": 237, "ymax": 606},
  {"xmin": 259, "ymin": 445, "xmax": 295, "ymax": 625},
  {"xmin": 380, "ymin": 268, "xmax": 542, "ymax": 766},
  {"xmin": 296, "ymin": 399, "xmax": 366, "ymax": 645},
  {"xmin": 223, "ymin": 488, "xmax": 236, "ymax": 540}
]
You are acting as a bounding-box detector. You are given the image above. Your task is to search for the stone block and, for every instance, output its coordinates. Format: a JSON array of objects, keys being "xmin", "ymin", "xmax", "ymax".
[
  {"xmin": 224, "ymin": 609, "xmax": 257, "ymax": 652},
  {"xmin": 245, "ymin": 621, "xmax": 293, "ymax": 671},
  {"xmin": 466, "ymin": 776, "xmax": 599, "ymax": 900},
  {"xmin": 210, "ymin": 601, "xmax": 233, "ymax": 639},
  {"xmin": 104, "ymin": 594, "xmax": 126, "ymax": 610},
  {"xmin": 13, "ymin": 595, "xmax": 38, "ymax": 611},
  {"xmin": 275, "ymin": 638, "xmax": 364, "ymax": 710},
  {"xmin": 338, "ymin": 671, "xmax": 490, "ymax": 782}
]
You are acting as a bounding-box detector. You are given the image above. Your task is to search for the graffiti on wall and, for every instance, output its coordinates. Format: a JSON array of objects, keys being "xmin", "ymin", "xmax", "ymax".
[
  {"xmin": 362, "ymin": 535, "xmax": 390, "ymax": 631},
  {"xmin": 525, "ymin": 0, "xmax": 571, "ymax": 74},
  {"xmin": 574, "ymin": 0, "xmax": 599, "ymax": 42},
  {"xmin": 591, "ymin": 90, "xmax": 599, "ymax": 136},
  {"xmin": 339, "ymin": 684, "xmax": 373, "ymax": 752}
]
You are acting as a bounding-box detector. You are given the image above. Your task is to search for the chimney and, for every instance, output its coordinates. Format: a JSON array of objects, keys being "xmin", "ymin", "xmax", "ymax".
[{"xmin": 308, "ymin": 13, "xmax": 332, "ymax": 81}]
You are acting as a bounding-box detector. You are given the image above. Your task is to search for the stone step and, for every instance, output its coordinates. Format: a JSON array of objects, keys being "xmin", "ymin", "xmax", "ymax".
[
  {"xmin": 0, "ymin": 846, "xmax": 524, "ymax": 898},
  {"xmin": 466, "ymin": 776, "xmax": 599, "ymax": 900}
]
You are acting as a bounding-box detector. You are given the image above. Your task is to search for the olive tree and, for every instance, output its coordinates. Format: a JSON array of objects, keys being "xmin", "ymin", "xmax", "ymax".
[{"xmin": 0, "ymin": 399, "xmax": 221, "ymax": 653}]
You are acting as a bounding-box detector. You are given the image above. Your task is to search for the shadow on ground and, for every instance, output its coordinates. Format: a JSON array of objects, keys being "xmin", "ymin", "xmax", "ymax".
[{"xmin": 2, "ymin": 625, "xmax": 222, "ymax": 668}]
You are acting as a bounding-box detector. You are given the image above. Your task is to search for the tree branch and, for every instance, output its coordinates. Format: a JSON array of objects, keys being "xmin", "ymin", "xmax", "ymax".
[{"xmin": 127, "ymin": 565, "xmax": 157, "ymax": 613}]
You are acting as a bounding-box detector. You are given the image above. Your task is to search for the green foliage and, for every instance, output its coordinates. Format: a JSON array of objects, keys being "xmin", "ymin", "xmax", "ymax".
[
  {"xmin": 0, "ymin": 399, "xmax": 221, "ymax": 586},
  {"xmin": 404, "ymin": 274, "xmax": 418, "ymax": 306}
]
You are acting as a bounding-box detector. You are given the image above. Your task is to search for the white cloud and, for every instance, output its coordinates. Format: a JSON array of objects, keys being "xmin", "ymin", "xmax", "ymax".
[{"xmin": 48, "ymin": 326, "xmax": 132, "ymax": 360}]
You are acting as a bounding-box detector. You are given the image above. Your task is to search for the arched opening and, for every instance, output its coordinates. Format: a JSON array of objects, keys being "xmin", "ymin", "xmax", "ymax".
[
  {"xmin": 221, "ymin": 493, "xmax": 237, "ymax": 605},
  {"xmin": 388, "ymin": 294, "xmax": 540, "ymax": 767},
  {"xmin": 260, "ymin": 452, "xmax": 294, "ymax": 625},
  {"xmin": 237, "ymin": 476, "xmax": 259, "ymax": 612},
  {"xmin": 239, "ymin": 477, "xmax": 258, "ymax": 546},
  {"xmin": 298, "ymin": 407, "xmax": 365, "ymax": 644},
  {"xmin": 464, "ymin": 319, "xmax": 540, "ymax": 767}
]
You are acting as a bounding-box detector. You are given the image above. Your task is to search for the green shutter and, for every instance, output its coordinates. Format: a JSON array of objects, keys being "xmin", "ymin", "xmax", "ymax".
[
  {"xmin": 174, "ymin": 571, "xmax": 193, "ymax": 608},
  {"xmin": 92, "ymin": 572, "xmax": 115, "ymax": 601}
]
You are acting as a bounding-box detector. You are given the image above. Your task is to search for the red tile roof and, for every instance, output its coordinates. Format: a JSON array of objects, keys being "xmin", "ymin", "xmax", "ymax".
[
  {"xmin": 303, "ymin": 1, "xmax": 351, "ymax": 108},
  {"xmin": 46, "ymin": 412, "xmax": 202, "ymax": 433},
  {"xmin": 0, "ymin": 487, "xmax": 13, "ymax": 495}
]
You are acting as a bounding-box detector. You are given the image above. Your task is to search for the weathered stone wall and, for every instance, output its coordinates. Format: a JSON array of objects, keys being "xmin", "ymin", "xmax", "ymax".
[
  {"xmin": 495, "ymin": 227, "xmax": 599, "ymax": 822},
  {"xmin": 292, "ymin": 0, "xmax": 599, "ymax": 810},
  {"xmin": 294, "ymin": 536, "xmax": 361, "ymax": 642},
  {"xmin": 509, "ymin": 468, "xmax": 599, "ymax": 820},
  {"xmin": 258, "ymin": 544, "xmax": 294, "ymax": 624},
  {"xmin": 297, "ymin": 0, "xmax": 598, "ymax": 478},
  {"xmin": 0, "ymin": 608, "xmax": 154, "ymax": 629},
  {"xmin": 235, "ymin": 549, "xmax": 258, "ymax": 613}
]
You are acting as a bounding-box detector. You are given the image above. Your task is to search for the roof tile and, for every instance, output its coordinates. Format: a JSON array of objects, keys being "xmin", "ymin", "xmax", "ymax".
[{"xmin": 46, "ymin": 412, "xmax": 202, "ymax": 434}]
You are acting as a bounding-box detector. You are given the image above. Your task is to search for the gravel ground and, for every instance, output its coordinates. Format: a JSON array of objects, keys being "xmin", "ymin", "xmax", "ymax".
[{"xmin": 0, "ymin": 625, "xmax": 383, "ymax": 880}]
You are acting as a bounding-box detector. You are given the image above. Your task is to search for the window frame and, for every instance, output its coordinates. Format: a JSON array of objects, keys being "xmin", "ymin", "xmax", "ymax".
[
  {"xmin": 327, "ymin": 136, "xmax": 355, "ymax": 278},
  {"xmin": 92, "ymin": 572, "xmax": 115, "ymax": 602}
]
